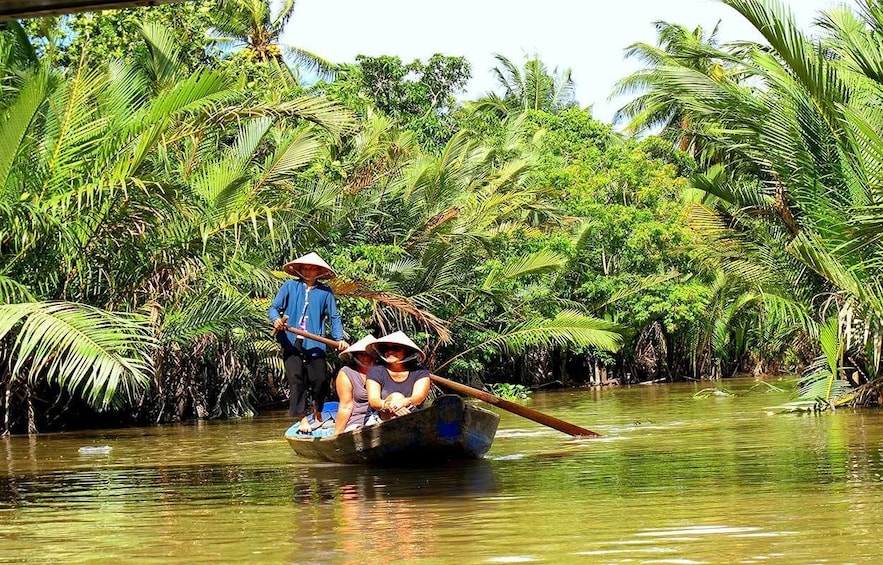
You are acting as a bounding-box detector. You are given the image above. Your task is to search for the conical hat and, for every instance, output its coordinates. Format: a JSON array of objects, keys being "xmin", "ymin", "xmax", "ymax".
[
  {"xmin": 283, "ymin": 252, "xmax": 336, "ymax": 279},
  {"xmin": 339, "ymin": 334, "xmax": 377, "ymax": 364},
  {"xmin": 366, "ymin": 330, "xmax": 426, "ymax": 362}
]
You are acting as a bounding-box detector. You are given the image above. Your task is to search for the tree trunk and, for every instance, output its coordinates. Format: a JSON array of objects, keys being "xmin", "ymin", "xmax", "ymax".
[
  {"xmin": 26, "ymin": 386, "xmax": 36, "ymax": 435},
  {"xmin": 3, "ymin": 382, "xmax": 11, "ymax": 436}
]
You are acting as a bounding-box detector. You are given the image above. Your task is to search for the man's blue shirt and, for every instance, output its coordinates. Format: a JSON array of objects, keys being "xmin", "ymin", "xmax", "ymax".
[{"xmin": 269, "ymin": 279, "xmax": 344, "ymax": 352}]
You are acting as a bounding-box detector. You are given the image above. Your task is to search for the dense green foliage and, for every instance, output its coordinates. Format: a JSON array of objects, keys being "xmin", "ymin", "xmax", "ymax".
[
  {"xmin": 22, "ymin": 2, "xmax": 220, "ymax": 71},
  {"xmin": 318, "ymin": 54, "xmax": 470, "ymax": 148},
  {"xmin": 615, "ymin": 0, "xmax": 883, "ymax": 407},
  {"xmin": 0, "ymin": 2, "xmax": 625, "ymax": 433},
  {"xmin": 4, "ymin": 0, "xmax": 879, "ymax": 433}
]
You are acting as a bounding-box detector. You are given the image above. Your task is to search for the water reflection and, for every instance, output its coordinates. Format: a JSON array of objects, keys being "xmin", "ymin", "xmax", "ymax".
[
  {"xmin": 7, "ymin": 380, "xmax": 883, "ymax": 564},
  {"xmin": 286, "ymin": 461, "xmax": 499, "ymax": 564},
  {"xmin": 292, "ymin": 460, "xmax": 499, "ymax": 502}
]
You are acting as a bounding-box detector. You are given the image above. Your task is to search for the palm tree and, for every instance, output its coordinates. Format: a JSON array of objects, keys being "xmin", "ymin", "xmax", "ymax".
[
  {"xmin": 0, "ymin": 21, "xmax": 357, "ymax": 432},
  {"xmin": 610, "ymin": 20, "xmax": 733, "ymax": 156},
  {"xmin": 628, "ymin": 0, "xmax": 883, "ymax": 405},
  {"xmin": 473, "ymin": 54, "xmax": 577, "ymax": 118},
  {"xmin": 321, "ymin": 117, "xmax": 625, "ymax": 376},
  {"xmin": 209, "ymin": 0, "xmax": 336, "ymax": 77}
]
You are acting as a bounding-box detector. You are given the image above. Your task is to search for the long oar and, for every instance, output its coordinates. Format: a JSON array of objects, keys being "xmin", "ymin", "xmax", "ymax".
[
  {"xmin": 279, "ymin": 324, "xmax": 344, "ymax": 345},
  {"xmin": 427, "ymin": 373, "xmax": 600, "ymax": 438},
  {"xmin": 275, "ymin": 324, "xmax": 600, "ymax": 438}
]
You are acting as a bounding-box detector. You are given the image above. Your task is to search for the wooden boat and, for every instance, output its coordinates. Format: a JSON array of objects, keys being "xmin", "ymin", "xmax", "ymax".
[{"xmin": 285, "ymin": 394, "xmax": 500, "ymax": 464}]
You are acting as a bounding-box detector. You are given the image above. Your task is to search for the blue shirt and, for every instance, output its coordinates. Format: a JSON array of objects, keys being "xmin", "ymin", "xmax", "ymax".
[{"xmin": 269, "ymin": 279, "xmax": 344, "ymax": 352}]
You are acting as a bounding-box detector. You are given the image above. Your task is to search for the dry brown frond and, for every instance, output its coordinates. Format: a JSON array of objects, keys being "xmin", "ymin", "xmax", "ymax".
[
  {"xmin": 403, "ymin": 206, "xmax": 463, "ymax": 250},
  {"xmin": 330, "ymin": 279, "xmax": 451, "ymax": 343}
]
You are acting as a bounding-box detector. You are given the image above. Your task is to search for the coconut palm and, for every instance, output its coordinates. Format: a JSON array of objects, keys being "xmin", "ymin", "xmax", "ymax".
[
  {"xmin": 624, "ymin": 0, "xmax": 883, "ymax": 404},
  {"xmin": 473, "ymin": 54, "xmax": 577, "ymax": 118},
  {"xmin": 611, "ymin": 20, "xmax": 739, "ymax": 159},
  {"xmin": 209, "ymin": 0, "xmax": 336, "ymax": 77}
]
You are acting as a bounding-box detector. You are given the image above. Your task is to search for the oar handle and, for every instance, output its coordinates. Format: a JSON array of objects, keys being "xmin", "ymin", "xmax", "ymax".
[
  {"xmin": 272, "ymin": 318, "xmax": 345, "ymax": 349},
  {"xmin": 285, "ymin": 326, "xmax": 343, "ymax": 348},
  {"xmin": 429, "ymin": 374, "xmax": 600, "ymax": 438}
]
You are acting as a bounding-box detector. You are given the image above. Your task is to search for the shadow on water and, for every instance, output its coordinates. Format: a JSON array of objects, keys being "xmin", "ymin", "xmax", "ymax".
[
  {"xmin": 290, "ymin": 458, "xmax": 500, "ymax": 504},
  {"xmin": 0, "ymin": 458, "xmax": 499, "ymax": 512},
  {"xmin": 283, "ymin": 460, "xmax": 503, "ymax": 564}
]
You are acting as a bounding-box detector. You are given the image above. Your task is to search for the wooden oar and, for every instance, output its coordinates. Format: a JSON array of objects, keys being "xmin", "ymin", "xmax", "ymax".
[
  {"xmin": 274, "ymin": 324, "xmax": 601, "ymax": 438},
  {"xmin": 428, "ymin": 374, "xmax": 600, "ymax": 438},
  {"xmin": 280, "ymin": 324, "xmax": 345, "ymax": 346}
]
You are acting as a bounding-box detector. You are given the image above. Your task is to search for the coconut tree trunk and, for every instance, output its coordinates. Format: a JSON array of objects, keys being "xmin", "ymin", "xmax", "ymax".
[
  {"xmin": 3, "ymin": 382, "xmax": 11, "ymax": 436},
  {"xmin": 26, "ymin": 385, "xmax": 36, "ymax": 434}
]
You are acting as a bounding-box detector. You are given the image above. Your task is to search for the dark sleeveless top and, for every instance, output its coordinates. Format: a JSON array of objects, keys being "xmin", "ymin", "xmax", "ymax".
[
  {"xmin": 341, "ymin": 366, "xmax": 370, "ymax": 430},
  {"xmin": 366, "ymin": 366, "xmax": 431, "ymax": 408}
]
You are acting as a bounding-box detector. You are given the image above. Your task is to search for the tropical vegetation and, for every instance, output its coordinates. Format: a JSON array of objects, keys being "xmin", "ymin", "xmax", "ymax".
[
  {"xmin": 614, "ymin": 0, "xmax": 883, "ymax": 409},
  {"xmin": 2, "ymin": 0, "xmax": 879, "ymax": 433}
]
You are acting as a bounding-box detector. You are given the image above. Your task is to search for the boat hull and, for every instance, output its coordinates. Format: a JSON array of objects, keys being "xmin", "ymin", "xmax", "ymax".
[{"xmin": 285, "ymin": 395, "xmax": 500, "ymax": 464}]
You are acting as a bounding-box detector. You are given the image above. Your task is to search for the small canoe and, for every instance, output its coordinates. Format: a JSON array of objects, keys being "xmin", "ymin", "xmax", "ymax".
[{"xmin": 285, "ymin": 394, "xmax": 500, "ymax": 464}]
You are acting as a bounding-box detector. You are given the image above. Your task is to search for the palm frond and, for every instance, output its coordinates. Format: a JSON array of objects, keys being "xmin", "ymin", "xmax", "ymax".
[
  {"xmin": 274, "ymin": 95, "xmax": 357, "ymax": 136},
  {"xmin": 0, "ymin": 275, "xmax": 34, "ymax": 303},
  {"xmin": 0, "ymin": 301, "xmax": 154, "ymax": 409},
  {"xmin": 481, "ymin": 250, "xmax": 567, "ymax": 292},
  {"xmin": 137, "ymin": 21, "xmax": 182, "ymax": 90},
  {"xmin": 158, "ymin": 287, "xmax": 259, "ymax": 345},
  {"xmin": 796, "ymin": 316, "xmax": 849, "ymax": 401},
  {"xmin": 437, "ymin": 310, "xmax": 625, "ymax": 372},
  {"xmin": 251, "ymin": 126, "xmax": 322, "ymax": 194},
  {"xmin": 0, "ymin": 68, "xmax": 49, "ymax": 192},
  {"xmin": 283, "ymin": 45, "xmax": 338, "ymax": 79}
]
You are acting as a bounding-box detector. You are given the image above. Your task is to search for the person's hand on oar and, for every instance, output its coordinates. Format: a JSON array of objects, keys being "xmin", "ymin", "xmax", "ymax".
[{"xmin": 273, "ymin": 315, "xmax": 348, "ymax": 350}]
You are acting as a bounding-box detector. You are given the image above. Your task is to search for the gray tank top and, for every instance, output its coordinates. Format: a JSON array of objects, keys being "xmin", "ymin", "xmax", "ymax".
[{"xmin": 341, "ymin": 366, "xmax": 370, "ymax": 430}]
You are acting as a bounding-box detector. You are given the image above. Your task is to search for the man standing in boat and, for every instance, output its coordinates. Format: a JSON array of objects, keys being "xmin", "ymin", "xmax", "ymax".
[{"xmin": 270, "ymin": 252, "xmax": 348, "ymax": 434}]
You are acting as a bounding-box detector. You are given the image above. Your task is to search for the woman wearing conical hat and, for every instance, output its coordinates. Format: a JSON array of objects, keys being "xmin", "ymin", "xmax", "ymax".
[
  {"xmin": 332, "ymin": 334, "xmax": 378, "ymax": 435},
  {"xmin": 365, "ymin": 331, "xmax": 432, "ymax": 420},
  {"xmin": 269, "ymin": 252, "xmax": 348, "ymax": 434}
]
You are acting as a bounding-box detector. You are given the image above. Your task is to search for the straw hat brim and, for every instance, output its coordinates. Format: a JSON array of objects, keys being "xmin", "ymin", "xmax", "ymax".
[
  {"xmin": 339, "ymin": 335, "xmax": 378, "ymax": 363},
  {"xmin": 282, "ymin": 252, "xmax": 336, "ymax": 279},
  {"xmin": 365, "ymin": 331, "xmax": 426, "ymax": 362}
]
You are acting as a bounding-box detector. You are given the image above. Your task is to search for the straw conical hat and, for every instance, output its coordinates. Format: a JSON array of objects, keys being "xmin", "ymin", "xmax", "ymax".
[
  {"xmin": 339, "ymin": 334, "xmax": 377, "ymax": 363},
  {"xmin": 366, "ymin": 331, "xmax": 426, "ymax": 362},
  {"xmin": 283, "ymin": 252, "xmax": 336, "ymax": 279}
]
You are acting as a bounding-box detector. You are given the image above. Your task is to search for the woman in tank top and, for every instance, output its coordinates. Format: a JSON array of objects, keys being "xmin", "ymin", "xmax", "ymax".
[
  {"xmin": 366, "ymin": 331, "xmax": 431, "ymax": 420},
  {"xmin": 333, "ymin": 334, "xmax": 377, "ymax": 434}
]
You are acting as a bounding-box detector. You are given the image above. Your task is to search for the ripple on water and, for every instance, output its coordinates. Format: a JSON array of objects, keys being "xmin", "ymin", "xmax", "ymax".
[
  {"xmin": 636, "ymin": 525, "xmax": 762, "ymax": 536},
  {"xmin": 6, "ymin": 379, "xmax": 883, "ymax": 564},
  {"xmin": 487, "ymin": 453, "xmax": 525, "ymax": 460},
  {"xmin": 494, "ymin": 429, "xmax": 550, "ymax": 438}
]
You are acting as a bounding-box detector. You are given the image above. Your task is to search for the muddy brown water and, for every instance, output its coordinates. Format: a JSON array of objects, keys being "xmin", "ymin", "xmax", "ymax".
[{"xmin": 2, "ymin": 378, "xmax": 883, "ymax": 564}]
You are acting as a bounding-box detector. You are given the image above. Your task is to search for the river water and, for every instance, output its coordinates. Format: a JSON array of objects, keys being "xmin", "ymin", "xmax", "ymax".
[{"xmin": 2, "ymin": 378, "xmax": 883, "ymax": 564}]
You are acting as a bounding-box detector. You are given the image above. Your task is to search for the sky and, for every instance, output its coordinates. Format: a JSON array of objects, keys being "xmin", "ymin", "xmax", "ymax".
[{"xmin": 285, "ymin": 0, "xmax": 857, "ymax": 125}]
